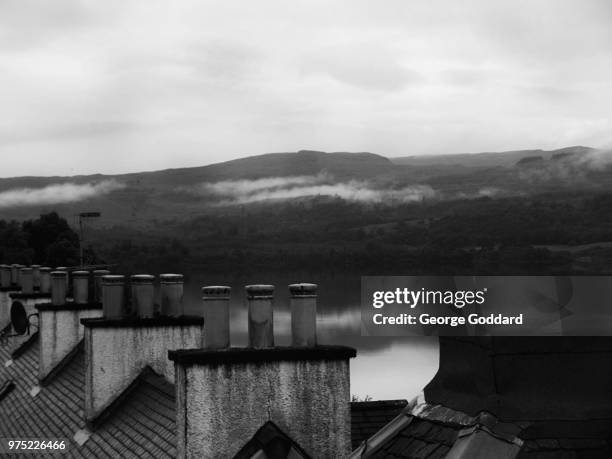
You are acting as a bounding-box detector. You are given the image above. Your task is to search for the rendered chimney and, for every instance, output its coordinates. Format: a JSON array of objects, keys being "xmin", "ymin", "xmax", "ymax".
[
  {"xmin": 31, "ymin": 265, "xmax": 41, "ymax": 290},
  {"xmin": 72, "ymin": 271, "xmax": 90, "ymax": 305},
  {"xmin": 39, "ymin": 267, "xmax": 51, "ymax": 294},
  {"xmin": 93, "ymin": 270, "xmax": 110, "ymax": 303},
  {"xmin": 81, "ymin": 272, "xmax": 203, "ymax": 426},
  {"xmin": 102, "ymin": 275, "xmax": 125, "ymax": 319},
  {"xmin": 51, "ymin": 271, "xmax": 68, "ymax": 306},
  {"xmin": 289, "ymin": 283, "xmax": 317, "ymax": 347},
  {"xmin": 37, "ymin": 270, "xmax": 103, "ymax": 384},
  {"xmin": 201, "ymin": 286, "xmax": 231, "ymax": 349},
  {"xmin": 131, "ymin": 275, "xmax": 155, "ymax": 318},
  {"xmin": 170, "ymin": 281, "xmax": 356, "ymax": 458},
  {"xmin": 20, "ymin": 267, "xmax": 34, "ymax": 294},
  {"xmin": 246, "ymin": 284, "xmax": 274, "ymax": 348},
  {"xmin": 160, "ymin": 274, "xmax": 184, "ymax": 316}
]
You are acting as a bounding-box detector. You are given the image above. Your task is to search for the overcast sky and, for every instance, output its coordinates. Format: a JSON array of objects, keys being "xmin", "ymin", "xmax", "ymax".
[{"xmin": 1, "ymin": 0, "xmax": 612, "ymax": 177}]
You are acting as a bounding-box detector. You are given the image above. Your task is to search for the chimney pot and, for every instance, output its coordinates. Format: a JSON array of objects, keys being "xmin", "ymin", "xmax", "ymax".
[
  {"xmin": 20, "ymin": 267, "xmax": 34, "ymax": 294},
  {"xmin": 202, "ymin": 286, "xmax": 231, "ymax": 349},
  {"xmin": 0, "ymin": 265, "xmax": 11, "ymax": 288},
  {"xmin": 13, "ymin": 264, "xmax": 25, "ymax": 287},
  {"xmin": 39, "ymin": 267, "xmax": 52, "ymax": 294},
  {"xmin": 10, "ymin": 264, "xmax": 17, "ymax": 285},
  {"xmin": 245, "ymin": 284, "xmax": 274, "ymax": 348},
  {"xmin": 102, "ymin": 275, "xmax": 125, "ymax": 319},
  {"xmin": 131, "ymin": 274, "xmax": 155, "ymax": 318},
  {"xmin": 31, "ymin": 265, "xmax": 41, "ymax": 289},
  {"xmin": 55, "ymin": 267, "xmax": 70, "ymax": 292},
  {"xmin": 93, "ymin": 270, "xmax": 110, "ymax": 303},
  {"xmin": 72, "ymin": 271, "xmax": 90, "ymax": 305},
  {"xmin": 289, "ymin": 283, "xmax": 317, "ymax": 347},
  {"xmin": 51, "ymin": 271, "xmax": 68, "ymax": 306},
  {"xmin": 160, "ymin": 274, "xmax": 184, "ymax": 316}
]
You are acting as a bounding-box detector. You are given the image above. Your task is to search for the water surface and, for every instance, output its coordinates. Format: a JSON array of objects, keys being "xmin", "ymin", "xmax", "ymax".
[{"xmin": 181, "ymin": 269, "xmax": 439, "ymax": 401}]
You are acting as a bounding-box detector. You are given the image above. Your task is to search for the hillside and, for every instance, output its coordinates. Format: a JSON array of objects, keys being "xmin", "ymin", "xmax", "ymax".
[
  {"xmin": 391, "ymin": 146, "xmax": 595, "ymax": 168},
  {"xmin": 0, "ymin": 146, "xmax": 611, "ymax": 228}
]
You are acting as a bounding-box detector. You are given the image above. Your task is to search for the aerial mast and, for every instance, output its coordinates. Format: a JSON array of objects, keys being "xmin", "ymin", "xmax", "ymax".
[{"xmin": 77, "ymin": 212, "xmax": 101, "ymax": 267}]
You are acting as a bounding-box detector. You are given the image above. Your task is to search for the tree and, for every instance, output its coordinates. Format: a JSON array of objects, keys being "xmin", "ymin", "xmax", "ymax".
[{"xmin": 20, "ymin": 212, "xmax": 80, "ymax": 266}]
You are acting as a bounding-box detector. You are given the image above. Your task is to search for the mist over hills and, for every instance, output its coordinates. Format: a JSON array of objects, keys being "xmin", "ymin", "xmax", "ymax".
[
  {"xmin": 391, "ymin": 146, "xmax": 596, "ymax": 168},
  {"xmin": 0, "ymin": 146, "xmax": 610, "ymax": 227}
]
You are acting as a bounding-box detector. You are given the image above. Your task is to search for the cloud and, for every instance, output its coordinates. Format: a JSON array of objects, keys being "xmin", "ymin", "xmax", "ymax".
[
  {"xmin": 516, "ymin": 148, "xmax": 612, "ymax": 183},
  {"xmin": 198, "ymin": 174, "xmax": 435, "ymax": 205},
  {"xmin": 1, "ymin": 0, "xmax": 612, "ymax": 176},
  {"xmin": 202, "ymin": 175, "xmax": 325, "ymax": 195},
  {"xmin": 0, "ymin": 180, "xmax": 125, "ymax": 208}
]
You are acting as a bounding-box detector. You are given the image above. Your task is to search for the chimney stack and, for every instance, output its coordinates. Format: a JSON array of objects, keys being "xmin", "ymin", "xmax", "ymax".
[
  {"xmin": 201, "ymin": 286, "xmax": 231, "ymax": 349},
  {"xmin": 160, "ymin": 274, "xmax": 184, "ymax": 316},
  {"xmin": 102, "ymin": 275, "xmax": 125, "ymax": 319},
  {"xmin": 39, "ymin": 267, "xmax": 51, "ymax": 294},
  {"xmin": 169, "ymin": 281, "xmax": 356, "ymax": 458},
  {"xmin": 246, "ymin": 284, "xmax": 274, "ymax": 348},
  {"xmin": 37, "ymin": 271, "xmax": 103, "ymax": 385},
  {"xmin": 81, "ymin": 271, "xmax": 203, "ymax": 427},
  {"xmin": 93, "ymin": 270, "xmax": 110, "ymax": 303},
  {"xmin": 289, "ymin": 283, "xmax": 317, "ymax": 347},
  {"xmin": 20, "ymin": 267, "xmax": 34, "ymax": 294},
  {"xmin": 131, "ymin": 275, "xmax": 155, "ymax": 318},
  {"xmin": 51, "ymin": 271, "xmax": 68, "ymax": 306}
]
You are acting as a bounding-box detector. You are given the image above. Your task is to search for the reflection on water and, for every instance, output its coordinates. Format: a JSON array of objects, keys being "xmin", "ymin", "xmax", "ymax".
[{"xmin": 181, "ymin": 270, "xmax": 439, "ymax": 401}]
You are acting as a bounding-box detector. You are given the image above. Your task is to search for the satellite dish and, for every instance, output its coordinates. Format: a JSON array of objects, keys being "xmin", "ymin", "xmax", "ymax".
[{"xmin": 10, "ymin": 301, "xmax": 28, "ymax": 335}]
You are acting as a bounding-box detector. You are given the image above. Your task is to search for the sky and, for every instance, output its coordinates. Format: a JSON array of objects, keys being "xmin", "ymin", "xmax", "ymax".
[{"xmin": 1, "ymin": 0, "xmax": 612, "ymax": 177}]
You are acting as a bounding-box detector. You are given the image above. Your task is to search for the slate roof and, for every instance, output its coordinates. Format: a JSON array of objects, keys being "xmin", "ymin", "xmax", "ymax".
[
  {"xmin": 366, "ymin": 416, "xmax": 461, "ymax": 458},
  {"xmin": 351, "ymin": 400, "xmax": 409, "ymax": 450},
  {"xmin": 0, "ymin": 334, "xmax": 177, "ymax": 458},
  {"xmin": 1, "ymin": 327, "xmax": 395, "ymax": 458},
  {"xmin": 351, "ymin": 398, "xmax": 612, "ymax": 459},
  {"xmin": 234, "ymin": 421, "xmax": 312, "ymax": 459},
  {"xmin": 518, "ymin": 439, "xmax": 612, "ymax": 459},
  {"xmin": 351, "ymin": 402, "xmax": 525, "ymax": 459}
]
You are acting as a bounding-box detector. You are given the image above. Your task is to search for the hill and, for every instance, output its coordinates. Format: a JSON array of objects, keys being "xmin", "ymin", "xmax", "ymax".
[
  {"xmin": 1, "ymin": 146, "xmax": 611, "ymax": 228},
  {"xmin": 391, "ymin": 146, "xmax": 595, "ymax": 168}
]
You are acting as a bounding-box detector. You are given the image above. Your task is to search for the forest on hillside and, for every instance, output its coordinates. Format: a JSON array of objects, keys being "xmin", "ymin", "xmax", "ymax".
[{"xmin": 81, "ymin": 190, "xmax": 612, "ymax": 276}]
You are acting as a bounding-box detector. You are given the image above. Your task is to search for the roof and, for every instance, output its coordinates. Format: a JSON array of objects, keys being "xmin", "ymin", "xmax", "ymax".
[
  {"xmin": 516, "ymin": 420, "xmax": 612, "ymax": 459},
  {"xmin": 351, "ymin": 402, "xmax": 523, "ymax": 459},
  {"xmin": 0, "ymin": 324, "xmax": 378, "ymax": 457},
  {"xmin": 234, "ymin": 421, "xmax": 312, "ymax": 459},
  {"xmin": 351, "ymin": 400, "xmax": 409, "ymax": 450},
  {"xmin": 0, "ymin": 332, "xmax": 177, "ymax": 458}
]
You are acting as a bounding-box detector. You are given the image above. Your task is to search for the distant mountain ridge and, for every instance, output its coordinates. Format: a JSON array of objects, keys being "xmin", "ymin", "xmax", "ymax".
[
  {"xmin": 0, "ymin": 150, "xmax": 393, "ymax": 191},
  {"xmin": 1, "ymin": 146, "xmax": 609, "ymax": 226},
  {"xmin": 391, "ymin": 146, "xmax": 595, "ymax": 168}
]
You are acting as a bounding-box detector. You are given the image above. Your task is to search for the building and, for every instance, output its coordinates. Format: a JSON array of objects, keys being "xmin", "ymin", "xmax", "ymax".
[
  {"xmin": 3, "ymin": 264, "xmax": 611, "ymax": 457},
  {"xmin": 0, "ymin": 264, "xmax": 402, "ymax": 458}
]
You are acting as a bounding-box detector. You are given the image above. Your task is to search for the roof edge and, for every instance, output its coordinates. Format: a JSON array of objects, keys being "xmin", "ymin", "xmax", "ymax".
[
  {"xmin": 169, "ymin": 345, "xmax": 357, "ymax": 366},
  {"xmin": 39, "ymin": 340, "xmax": 84, "ymax": 387}
]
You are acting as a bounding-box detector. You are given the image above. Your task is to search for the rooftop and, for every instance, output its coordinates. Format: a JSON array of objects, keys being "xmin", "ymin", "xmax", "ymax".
[{"xmin": 0, "ymin": 327, "xmax": 391, "ymax": 458}]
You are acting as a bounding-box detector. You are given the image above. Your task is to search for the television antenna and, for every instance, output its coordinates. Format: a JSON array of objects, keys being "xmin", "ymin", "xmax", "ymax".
[{"xmin": 76, "ymin": 212, "xmax": 101, "ymax": 267}]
